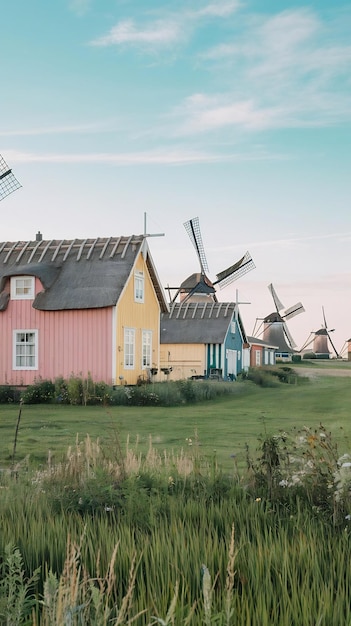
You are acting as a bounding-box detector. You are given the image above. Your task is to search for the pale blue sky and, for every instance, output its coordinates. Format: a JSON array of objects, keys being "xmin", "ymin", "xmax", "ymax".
[{"xmin": 1, "ymin": 0, "xmax": 350, "ymax": 352}]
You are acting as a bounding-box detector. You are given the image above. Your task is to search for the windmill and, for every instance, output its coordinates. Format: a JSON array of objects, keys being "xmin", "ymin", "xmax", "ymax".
[
  {"xmin": 0, "ymin": 154, "xmax": 21, "ymax": 202},
  {"xmin": 168, "ymin": 216, "xmax": 255, "ymax": 304},
  {"xmin": 253, "ymin": 283, "xmax": 305, "ymax": 356},
  {"xmin": 300, "ymin": 307, "xmax": 339, "ymax": 359}
]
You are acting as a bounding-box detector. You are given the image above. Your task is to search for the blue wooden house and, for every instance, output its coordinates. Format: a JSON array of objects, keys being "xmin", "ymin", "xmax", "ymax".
[{"xmin": 160, "ymin": 301, "xmax": 249, "ymax": 381}]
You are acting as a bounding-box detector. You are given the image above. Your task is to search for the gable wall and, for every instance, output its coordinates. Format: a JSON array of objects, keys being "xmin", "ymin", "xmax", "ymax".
[
  {"xmin": 115, "ymin": 252, "xmax": 161, "ymax": 385},
  {"xmin": 0, "ymin": 278, "xmax": 113, "ymax": 385}
]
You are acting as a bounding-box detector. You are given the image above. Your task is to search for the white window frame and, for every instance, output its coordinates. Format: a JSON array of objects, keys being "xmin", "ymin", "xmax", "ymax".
[
  {"xmin": 124, "ymin": 328, "xmax": 135, "ymax": 369},
  {"xmin": 11, "ymin": 276, "xmax": 35, "ymax": 300},
  {"xmin": 13, "ymin": 329, "xmax": 38, "ymax": 370},
  {"xmin": 255, "ymin": 349, "xmax": 261, "ymax": 366},
  {"xmin": 142, "ymin": 330, "xmax": 152, "ymax": 369},
  {"xmin": 134, "ymin": 271, "xmax": 144, "ymax": 303}
]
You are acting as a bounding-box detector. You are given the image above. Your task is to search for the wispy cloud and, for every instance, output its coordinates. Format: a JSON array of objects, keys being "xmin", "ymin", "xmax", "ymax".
[
  {"xmin": 211, "ymin": 231, "xmax": 351, "ymax": 253},
  {"xmin": 178, "ymin": 8, "xmax": 351, "ymax": 133},
  {"xmin": 69, "ymin": 0, "xmax": 91, "ymax": 17},
  {"xmin": 5, "ymin": 148, "xmax": 227, "ymax": 166},
  {"xmin": 5, "ymin": 145, "xmax": 284, "ymax": 166},
  {"xmin": 191, "ymin": 1, "xmax": 241, "ymax": 18},
  {"xmin": 0, "ymin": 122, "xmax": 113, "ymax": 137},
  {"xmin": 89, "ymin": 2, "xmax": 240, "ymax": 50},
  {"xmin": 90, "ymin": 19, "xmax": 181, "ymax": 47}
]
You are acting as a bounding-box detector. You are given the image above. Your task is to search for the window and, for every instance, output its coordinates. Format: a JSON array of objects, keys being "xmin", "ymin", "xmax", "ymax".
[
  {"xmin": 230, "ymin": 321, "xmax": 236, "ymax": 334},
  {"xmin": 11, "ymin": 276, "xmax": 35, "ymax": 300},
  {"xmin": 124, "ymin": 328, "xmax": 135, "ymax": 369},
  {"xmin": 134, "ymin": 271, "xmax": 144, "ymax": 303},
  {"xmin": 142, "ymin": 330, "xmax": 152, "ymax": 368},
  {"xmin": 255, "ymin": 349, "xmax": 261, "ymax": 366},
  {"xmin": 13, "ymin": 330, "xmax": 38, "ymax": 370}
]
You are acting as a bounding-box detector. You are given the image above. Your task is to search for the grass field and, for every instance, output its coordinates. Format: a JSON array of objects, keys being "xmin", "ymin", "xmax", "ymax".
[
  {"xmin": 1, "ymin": 363, "xmax": 351, "ymax": 624},
  {"xmin": 1, "ymin": 363, "xmax": 351, "ymax": 472}
]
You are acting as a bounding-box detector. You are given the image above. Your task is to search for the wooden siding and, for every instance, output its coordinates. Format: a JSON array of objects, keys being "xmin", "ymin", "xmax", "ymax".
[
  {"xmin": 0, "ymin": 278, "xmax": 113, "ymax": 385},
  {"xmin": 160, "ymin": 343, "xmax": 206, "ymax": 381},
  {"xmin": 115, "ymin": 252, "xmax": 161, "ymax": 386}
]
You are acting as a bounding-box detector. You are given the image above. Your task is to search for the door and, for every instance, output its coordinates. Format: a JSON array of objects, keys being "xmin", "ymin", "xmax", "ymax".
[{"xmin": 227, "ymin": 349, "xmax": 237, "ymax": 378}]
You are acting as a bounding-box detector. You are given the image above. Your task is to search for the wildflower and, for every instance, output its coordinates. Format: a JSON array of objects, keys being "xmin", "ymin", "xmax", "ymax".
[
  {"xmin": 279, "ymin": 479, "xmax": 288, "ymax": 487},
  {"xmin": 168, "ymin": 476, "xmax": 175, "ymax": 486},
  {"xmin": 345, "ymin": 515, "xmax": 351, "ymax": 521},
  {"xmin": 255, "ymin": 497, "xmax": 261, "ymax": 502}
]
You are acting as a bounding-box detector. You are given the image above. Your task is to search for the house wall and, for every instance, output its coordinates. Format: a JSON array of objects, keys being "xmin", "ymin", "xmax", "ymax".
[
  {"xmin": 160, "ymin": 343, "xmax": 206, "ymax": 381},
  {"xmin": 0, "ymin": 278, "xmax": 113, "ymax": 385},
  {"xmin": 115, "ymin": 252, "xmax": 161, "ymax": 386},
  {"xmin": 222, "ymin": 318, "xmax": 245, "ymax": 377},
  {"xmin": 250, "ymin": 345, "xmax": 263, "ymax": 367}
]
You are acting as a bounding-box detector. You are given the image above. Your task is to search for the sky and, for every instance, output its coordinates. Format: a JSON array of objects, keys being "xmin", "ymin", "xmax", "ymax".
[{"xmin": 1, "ymin": 0, "xmax": 350, "ymax": 356}]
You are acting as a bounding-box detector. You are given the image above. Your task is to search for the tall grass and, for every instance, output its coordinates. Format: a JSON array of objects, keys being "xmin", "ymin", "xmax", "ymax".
[{"xmin": 1, "ymin": 430, "xmax": 351, "ymax": 624}]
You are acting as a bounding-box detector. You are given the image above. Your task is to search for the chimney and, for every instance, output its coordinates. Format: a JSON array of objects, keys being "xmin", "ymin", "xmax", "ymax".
[{"xmin": 36, "ymin": 231, "xmax": 42, "ymax": 242}]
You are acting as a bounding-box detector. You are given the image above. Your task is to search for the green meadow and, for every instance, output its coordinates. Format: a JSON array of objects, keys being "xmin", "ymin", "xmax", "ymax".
[
  {"xmin": 1, "ymin": 363, "xmax": 351, "ymax": 472},
  {"xmin": 1, "ymin": 364, "xmax": 351, "ymax": 624}
]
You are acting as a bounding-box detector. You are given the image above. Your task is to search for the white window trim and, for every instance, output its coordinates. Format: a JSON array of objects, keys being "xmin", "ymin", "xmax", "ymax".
[
  {"xmin": 255, "ymin": 349, "xmax": 261, "ymax": 366},
  {"xmin": 142, "ymin": 330, "xmax": 152, "ymax": 369},
  {"xmin": 13, "ymin": 329, "xmax": 38, "ymax": 370},
  {"xmin": 11, "ymin": 276, "xmax": 35, "ymax": 300},
  {"xmin": 124, "ymin": 328, "xmax": 135, "ymax": 369},
  {"xmin": 134, "ymin": 271, "xmax": 144, "ymax": 303}
]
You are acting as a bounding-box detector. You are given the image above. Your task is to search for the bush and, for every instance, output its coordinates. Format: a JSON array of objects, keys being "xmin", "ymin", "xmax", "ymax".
[
  {"xmin": 245, "ymin": 368, "xmax": 279, "ymax": 387},
  {"xmin": 303, "ymin": 352, "xmax": 316, "ymax": 359},
  {"xmin": 21, "ymin": 379, "xmax": 55, "ymax": 404},
  {"xmin": 0, "ymin": 386, "xmax": 19, "ymax": 403}
]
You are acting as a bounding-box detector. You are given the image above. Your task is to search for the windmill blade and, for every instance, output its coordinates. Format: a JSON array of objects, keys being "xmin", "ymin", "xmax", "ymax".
[
  {"xmin": 0, "ymin": 154, "xmax": 22, "ymax": 202},
  {"xmin": 322, "ymin": 306, "xmax": 328, "ymax": 329},
  {"xmin": 326, "ymin": 330, "xmax": 339, "ymax": 358},
  {"xmin": 283, "ymin": 322, "xmax": 297, "ymax": 349},
  {"xmin": 283, "ymin": 302, "xmax": 305, "ymax": 321},
  {"xmin": 183, "ymin": 217, "xmax": 209, "ymax": 274},
  {"xmin": 213, "ymin": 251, "xmax": 255, "ymax": 289},
  {"xmin": 268, "ymin": 283, "xmax": 285, "ymax": 312}
]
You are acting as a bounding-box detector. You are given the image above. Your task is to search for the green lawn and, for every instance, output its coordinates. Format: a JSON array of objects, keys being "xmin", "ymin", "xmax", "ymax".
[{"xmin": 1, "ymin": 371, "xmax": 350, "ymax": 472}]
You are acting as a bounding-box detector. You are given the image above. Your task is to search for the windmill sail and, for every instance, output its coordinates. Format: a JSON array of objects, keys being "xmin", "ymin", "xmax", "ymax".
[
  {"xmin": 283, "ymin": 302, "xmax": 305, "ymax": 320},
  {"xmin": 268, "ymin": 283, "xmax": 285, "ymax": 312},
  {"xmin": 0, "ymin": 154, "xmax": 21, "ymax": 202},
  {"xmin": 183, "ymin": 217, "xmax": 209, "ymax": 274},
  {"xmin": 214, "ymin": 251, "xmax": 255, "ymax": 289}
]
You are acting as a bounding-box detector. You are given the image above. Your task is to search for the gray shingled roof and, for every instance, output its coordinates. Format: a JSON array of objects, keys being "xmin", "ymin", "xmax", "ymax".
[
  {"xmin": 247, "ymin": 336, "xmax": 279, "ymax": 349},
  {"xmin": 161, "ymin": 301, "xmax": 247, "ymax": 344},
  {"xmin": 0, "ymin": 236, "xmax": 168, "ymax": 312}
]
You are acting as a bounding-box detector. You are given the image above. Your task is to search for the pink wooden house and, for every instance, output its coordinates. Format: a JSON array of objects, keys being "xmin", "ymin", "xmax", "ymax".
[{"xmin": 0, "ymin": 234, "xmax": 168, "ymax": 386}]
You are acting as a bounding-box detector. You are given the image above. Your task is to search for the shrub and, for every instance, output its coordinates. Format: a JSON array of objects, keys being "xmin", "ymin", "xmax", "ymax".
[
  {"xmin": 303, "ymin": 352, "xmax": 316, "ymax": 359},
  {"xmin": 245, "ymin": 368, "xmax": 278, "ymax": 387},
  {"xmin": 21, "ymin": 379, "xmax": 55, "ymax": 404},
  {"xmin": 0, "ymin": 386, "xmax": 19, "ymax": 403}
]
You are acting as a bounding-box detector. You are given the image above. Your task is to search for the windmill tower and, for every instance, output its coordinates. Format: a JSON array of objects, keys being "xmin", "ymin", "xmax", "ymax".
[
  {"xmin": 0, "ymin": 154, "xmax": 21, "ymax": 202},
  {"xmin": 255, "ymin": 284, "xmax": 305, "ymax": 360},
  {"xmin": 169, "ymin": 217, "xmax": 255, "ymax": 304},
  {"xmin": 300, "ymin": 307, "xmax": 339, "ymax": 359}
]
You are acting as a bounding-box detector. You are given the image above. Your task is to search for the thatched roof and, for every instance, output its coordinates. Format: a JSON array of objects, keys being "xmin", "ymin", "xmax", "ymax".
[
  {"xmin": 0, "ymin": 236, "xmax": 168, "ymax": 312},
  {"xmin": 161, "ymin": 301, "xmax": 247, "ymax": 344}
]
